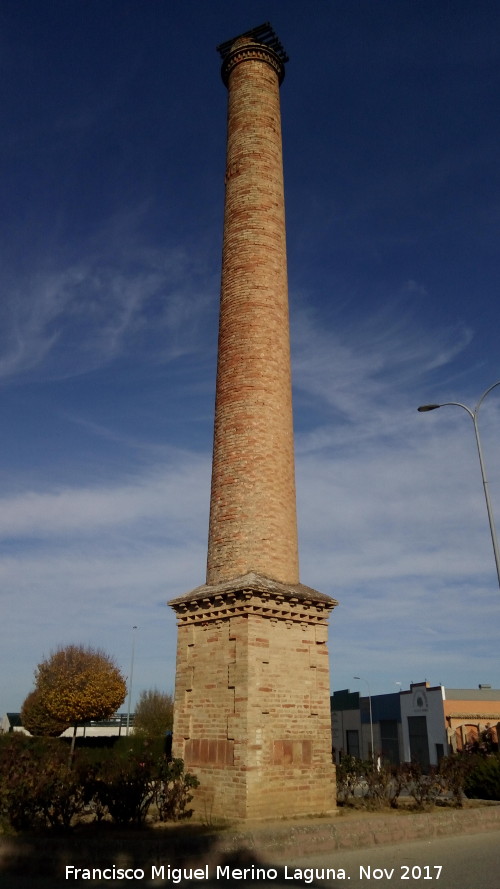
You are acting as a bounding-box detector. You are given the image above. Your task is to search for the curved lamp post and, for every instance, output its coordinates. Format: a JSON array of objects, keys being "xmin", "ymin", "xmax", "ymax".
[
  {"xmin": 418, "ymin": 381, "xmax": 500, "ymax": 589},
  {"xmin": 353, "ymin": 675, "xmax": 374, "ymax": 766}
]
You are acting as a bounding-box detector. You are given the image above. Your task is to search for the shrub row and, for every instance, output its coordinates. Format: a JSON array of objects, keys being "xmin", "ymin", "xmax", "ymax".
[
  {"xmin": 335, "ymin": 753, "xmax": 496, "ymax": 810},
  {"xmin": 0, "ymin": 734, "xmax": 199, "ymax": 832},
  {"xmin": 464, "ymin": 753, "xmax": 500, "ymax": 801}
]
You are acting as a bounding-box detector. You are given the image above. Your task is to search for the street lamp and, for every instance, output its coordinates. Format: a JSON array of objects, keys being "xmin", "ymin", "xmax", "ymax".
[
  {"xmin": 418, "ymin": 381, "xmax": 500, "ymax": 589},
  {"xmin": 353, "ymin": 675, "xmax": 374, "ymax": 766},
  {"xmin": 126, "ymin": 626, "xmax": 138, "ymax": 736}
]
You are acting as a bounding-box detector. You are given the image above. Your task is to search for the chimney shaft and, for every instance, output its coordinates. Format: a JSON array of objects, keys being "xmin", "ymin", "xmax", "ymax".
[{"xmin": 207, "ymin": 36, "xmax": 299, "ymax": 586}]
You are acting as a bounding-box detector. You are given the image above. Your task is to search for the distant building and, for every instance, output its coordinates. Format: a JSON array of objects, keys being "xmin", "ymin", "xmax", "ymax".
[
  {"xmin": 331, "ymin": 688, "xmax": 363, "ymax": 760},
  {"xmin": 443, "ymin": 686, "xmax": 500, "ymax": 752},
  {"xmin": 331, "ymin": 681, "xmax": 500, "ymax": 766},
  {"xmin": 331, "ymin": 689, "xmax": 403, "ymax": 765},
  {"xmin": 0, "ymin": 713, "xmax": 25, "ymax": 734},
  {"xmin": 0, "ymin": 713, "xmax": 134, "ymax": 737},
  {"xmin": 400, "ymin": 683, "xmax": 447, "ymax": 766}
]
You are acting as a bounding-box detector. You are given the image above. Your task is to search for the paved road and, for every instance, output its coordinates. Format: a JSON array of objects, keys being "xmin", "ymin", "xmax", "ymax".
[
  {"xmin": 2, "ymin": 830, "xmax": 499, "ymax": 889},
  {"xmin": 288, "ymin": 831, "xmax": 500, "ymax": 889}
]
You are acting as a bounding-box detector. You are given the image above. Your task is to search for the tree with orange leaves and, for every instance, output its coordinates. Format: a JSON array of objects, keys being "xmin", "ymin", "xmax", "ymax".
[
  {"xmin": 21, "ymin": 687, "xmax": 70, "ymax": 737},
  {"xmin": 29, "ymin": 644, "xmax": 127, "ymax": 756}
]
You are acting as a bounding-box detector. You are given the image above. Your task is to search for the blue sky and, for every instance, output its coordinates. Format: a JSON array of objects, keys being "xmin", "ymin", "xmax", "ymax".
[{"xmin": 1, "ymin": 0, "xmax": 500, "ymax": 714}]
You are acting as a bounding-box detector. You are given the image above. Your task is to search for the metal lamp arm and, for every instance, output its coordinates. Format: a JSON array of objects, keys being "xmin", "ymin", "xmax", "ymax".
[
  {"xmin": 418, "ymin": 382, "xmax": 500, "ymax": 589},
  {"xmin": 439, "ymin": 394, "xmax": 500, "ymax": 588},
  {"xmin": 475, "ymin": 380, "xmax": 500, "ymax": 414},
  {"xmin": 437, "ymin": 401, "xmax": 474, "ymax": 419}
]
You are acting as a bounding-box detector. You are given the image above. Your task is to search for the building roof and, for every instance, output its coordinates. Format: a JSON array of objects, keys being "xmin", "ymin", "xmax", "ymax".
[
  {"xmin": 331, "ymin": 689, "xmax": 359, "ymax": 711},
  {"xmin": 444, "ymin": 688, "xmax": 500, "ymax": 701}
]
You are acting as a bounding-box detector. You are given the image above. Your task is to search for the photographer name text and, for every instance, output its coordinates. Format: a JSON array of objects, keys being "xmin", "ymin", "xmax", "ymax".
[{"xmin": 65, "ymin": 863, "xmax": 443, "ymax": 882}]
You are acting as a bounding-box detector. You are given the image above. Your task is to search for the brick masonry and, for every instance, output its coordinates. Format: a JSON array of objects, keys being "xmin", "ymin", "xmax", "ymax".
[
  {"xmin": 207, "ymin": 37, "xmax": 298, "ymax": 586},
  {"xmin": 170, "ymin": 578, "xmax": 337, "ymax": 820},
  {"xmin": 169, "ymin": 32, "xmax": 338, "ymax": 821}
]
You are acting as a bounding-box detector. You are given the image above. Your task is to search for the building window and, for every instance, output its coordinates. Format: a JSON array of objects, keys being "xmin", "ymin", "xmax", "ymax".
[
  {"xmin": 346, "ymin": 729, "xmax": 360, "ymax": 759},
  {"xmin": 380, "ymin": 719, "xmax": 399, "ymax": 765},
  {"xmin": 408, "ymin": 715, "xmax": 430, "ymax": 768}
]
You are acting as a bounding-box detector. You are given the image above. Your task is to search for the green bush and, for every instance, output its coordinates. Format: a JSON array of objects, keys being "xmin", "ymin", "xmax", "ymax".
[
  {"xmin": 0, "ymin": 733, "xmax": 198, "ymax": 831},
  {"xmin": 397, "ymin": 762, "xmax": 444, "ymax": 810},
  {"xmin": 0, "ymin": 734, "xmax": 46, "ymax": 831},
  {"xmin": 155, "ymin": 757, "xmax": 199, "ymax": 821},
  {"xmin": 335, "ymin": 753, "xmax": 474, "ymax": 810},
  {"xmin": 363, "ymin": 762, "xmax": 405, "ymax": 809},
  {"xmin": 0, "ymin": 734, "xmax": 88, "ymax": 831},
  {"xmin": 88, "ymin": 738, "xmax": 165, "ymax": 825},
  {"xmin": 464, "ymin": 754, "xmax": 500, "ymax": 800},
  {"xmin": 336, "ymin": 755, "xmax": 365, "ymax": 804},
  {"xmin": 438, "ymin": 754, "xmax": 473, "ymax": 807},
  {"xmin": 92, "ymin": 755, "xmax": 156, "ymax": 825},
  {"xmin": 112, "ymin": 735, "xmax": 166, "ymax": 760},
  {"xmin": 89, "ymin": 741, "xmax": 199, "ymax": 825},
  {"xmin": 336, "ymin": 756, "xmax": 404, "ymax": 809},
  {"xmin": 30, "ymin": 745, "xmax": 87, "ymax": 829}
]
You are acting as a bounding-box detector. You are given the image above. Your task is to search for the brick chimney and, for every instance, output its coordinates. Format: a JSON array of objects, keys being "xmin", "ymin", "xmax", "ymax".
[
  {"xmin": 206, "ymin": 31, "xmax": 299, "ymax": 587},
  {"xmin": 169, "ymin": 24, "xmax": 337, "ymax": 821}
]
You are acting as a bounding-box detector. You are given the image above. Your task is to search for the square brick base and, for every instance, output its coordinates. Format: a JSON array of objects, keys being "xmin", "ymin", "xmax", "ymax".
[{"xmin": 170, "ymin": 575, "xmax": 337, "ymax": 821}]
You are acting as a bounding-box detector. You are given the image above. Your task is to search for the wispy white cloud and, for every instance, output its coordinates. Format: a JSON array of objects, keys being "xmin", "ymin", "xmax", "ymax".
[
  {"xmin": 0, "ymin": 453, "xmax": 210, "ymax": 540},
  {"xmin": 292, "ymin": 295, "xmax": 473, "ymax": 433},
  {"xmin": 0, "ymin": 236, "xmax": 217, "ymax": 383},
  {"xmin": 0, "ymin": 269, "xmax": 70, "ymax": 378}
]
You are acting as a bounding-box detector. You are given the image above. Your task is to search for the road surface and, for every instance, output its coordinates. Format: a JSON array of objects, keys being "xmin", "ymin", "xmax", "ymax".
[
  {"xmin": 287, "ymin": 830, "xmax": 499, "ymax": 889},
  {"xmin": 1, "ymin": 830, "xmax": 499, "ymax": 888}
]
